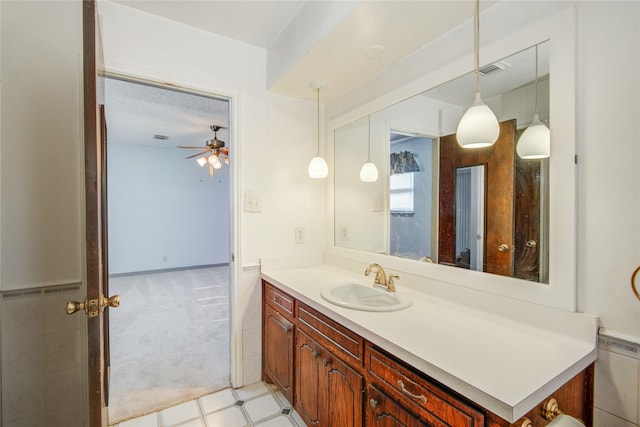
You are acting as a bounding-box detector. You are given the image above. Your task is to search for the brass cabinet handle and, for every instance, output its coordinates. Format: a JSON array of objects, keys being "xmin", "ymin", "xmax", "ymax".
[
  {"xmin": 632, "ymin": 265, "xmax": 640, "ymax": 301},
  {"xmin": 525, "ymin": 240, "xmax": 537, "ymax": 249},
  {"xmin": 498, "ymin": 244, "xmax": 510, "ymax": 252},
  {"xmin": 519, "ymin": 417, "xmax": 533, "ymax": 427},
  {"xmin": 397, "ymin": 380, "xmax": 427, "ymax": 404},
  {"xmin": 369, "ymin": 398, "xmax": 378, "ymax": 409}
]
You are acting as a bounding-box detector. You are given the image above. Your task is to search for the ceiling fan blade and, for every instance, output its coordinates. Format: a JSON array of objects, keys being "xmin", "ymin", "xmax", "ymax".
[
  {"xmin": 178, "ymin": 145, "xmax": 210, "ymax": 149},
  {"xmin": 220, "ymin": 147, "xmax": 229, "ymax": 155},
  {"xmin": 185, "ymin": 150, "xmax": 210, "ymax": 159}
]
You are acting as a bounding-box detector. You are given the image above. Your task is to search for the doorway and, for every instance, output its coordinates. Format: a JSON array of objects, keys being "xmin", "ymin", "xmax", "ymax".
[{"xmin": 102, "ymin": 77, "xmax": 232, "ymax": 423}]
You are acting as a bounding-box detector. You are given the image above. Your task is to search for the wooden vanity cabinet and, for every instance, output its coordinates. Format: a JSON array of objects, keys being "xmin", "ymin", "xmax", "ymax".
[
  {"xmin": 366, "ymin": 345, "xmax": 484, "ymax": 427},
  {"xmin": 367, "ymin": 384, "xmax": 428, "ymax": 427},
  {"xmin": 262, "ymin": 282, "xmax": 295, "ymax": 404},
  {"xmin": 261, "ymin": 280, "xmax": 594, "ymax": 427},
  {"xmin": 295, "ymin": 303, "xmax": 364, "ymax": 427}
]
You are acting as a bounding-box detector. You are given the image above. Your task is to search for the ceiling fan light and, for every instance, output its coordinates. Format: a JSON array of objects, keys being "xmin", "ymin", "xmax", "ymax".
[
  {"xmin": 308, "ymin": 156, "xmax": 328, "ymax": 179},
  {"xmin": 196, "ymin": 157, "xmax": 208, "ymax": 167},
  {"xmin": 456, "ymin": 92, "xmax": 500, "ymax": 148},
  {"xmin": 517, "ymin": 114, "xmax": 550, "ymax": 159},
  {"xmin": 359, "ymin": 162, "xmax": 379, "ymax": 182},
  {"xmin": 208, "ymin": 155, "xmax": 220, "ymax": 166},
  {"xmin": 223, "ymin": 156, "xmax": 229, "ymax": 165}
]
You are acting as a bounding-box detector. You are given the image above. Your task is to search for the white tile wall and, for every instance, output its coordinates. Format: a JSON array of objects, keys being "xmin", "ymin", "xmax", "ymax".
[
  {"xmin": 595, "ymin": 337, "xmax": 640, "ymax": 427},
  {"xmin": 1, "ymin": 285, "xmax": 86, "ymax": 427},
  {"xmin": 241, "ymin": 266, "xmax": 263, "ymax": 385}
]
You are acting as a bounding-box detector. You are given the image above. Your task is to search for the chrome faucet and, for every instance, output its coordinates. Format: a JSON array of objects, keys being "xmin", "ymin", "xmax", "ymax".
[{"xmin": 364, "ymin": 263, "xmax": 399, "ymax": 292}]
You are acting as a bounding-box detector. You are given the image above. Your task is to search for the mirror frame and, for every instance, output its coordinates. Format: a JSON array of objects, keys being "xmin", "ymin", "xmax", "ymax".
[{"xmin": 325, "ymin": 8, "xmax": 577, "ymax": 311}]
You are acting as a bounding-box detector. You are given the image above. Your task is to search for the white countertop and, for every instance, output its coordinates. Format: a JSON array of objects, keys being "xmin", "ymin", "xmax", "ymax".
[{"xmin": 260, "ymin": 264, "xmax": 598, "ymax": 423}]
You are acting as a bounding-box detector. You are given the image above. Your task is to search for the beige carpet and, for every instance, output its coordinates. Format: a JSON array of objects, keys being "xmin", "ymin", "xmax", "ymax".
[{"xmin": 107, "ymin": 267, "xmax": 231, "ymax": 423}]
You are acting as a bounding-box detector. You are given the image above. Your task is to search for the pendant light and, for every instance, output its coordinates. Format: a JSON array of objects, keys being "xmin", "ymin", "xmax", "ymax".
[
  {"xmin": 359, "ymin": 115, "xmax": 379, "ymax": 182},
  {"xmin": 456, "ymin": 0, "xmax": 500, "ymax": 148},
  {"xmin": 308, "ymin": 81, "xmax": 328, "ymax": 179},
  {"xmin": 517, "ymin": 45, "xmax": 550, "ymax": 159}
]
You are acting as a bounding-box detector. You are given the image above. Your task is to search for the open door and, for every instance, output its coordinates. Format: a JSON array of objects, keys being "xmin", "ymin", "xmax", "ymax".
[
  {"xmin": 64, "ymin": 2, "xmax": 118, "ymax": 426},
  {"xmin": 438, "ymin": 120, "xmax": 516, "ymax": 276}
]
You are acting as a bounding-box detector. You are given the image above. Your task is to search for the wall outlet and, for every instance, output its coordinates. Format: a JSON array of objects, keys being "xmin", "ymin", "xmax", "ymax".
[
  {"xmin": 339, "ymin": 225, "xmax": 348, "ymax": 241},
  {"xmin": 295, "ymin": 227, "xmax": 305, "ymax": 244}
]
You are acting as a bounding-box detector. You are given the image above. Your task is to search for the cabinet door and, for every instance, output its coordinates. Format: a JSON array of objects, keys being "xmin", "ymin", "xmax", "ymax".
[
  {"xmin": 323, "ymin": 354, "xmax": 363, "ymax": 427},
  {"xmin": 296, "ymin": 329, "xmax": 323, "ymax": 426},
  {"xmin": 264, "ymin": 304, "xmax": 294, "ymax": 403},
  {"xmin": 367, "ymin": 385, "xmax": 429, "ymax": 427}
]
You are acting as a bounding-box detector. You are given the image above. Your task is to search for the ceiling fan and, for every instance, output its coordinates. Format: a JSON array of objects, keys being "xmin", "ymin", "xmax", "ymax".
[{"xmin": 178, "ymin": 125, "xmax": 229, "ymax": 176}]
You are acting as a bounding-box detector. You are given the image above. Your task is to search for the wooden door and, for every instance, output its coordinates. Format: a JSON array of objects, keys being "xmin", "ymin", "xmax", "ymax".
[
  {"xmin": 322, "ymin": 355, "xmax": 363, "ymax": 427},
  {"xmin": 295, "ymin": 329, "xmax": 323, "ymax": 427},
  {"xmin": 263, "ymin": 304, "xmax": 294, "ymax": 403},
  {"xmin": 438, "ymin": 120, "xmax": 516, "ymax": 276},
  {"xmin": 83, "ymin": 1, "xmax": 111, "ymax": 424},
  {"xmin": 366, "ymin": 385, "xmax": 427, "ymax": 427}
]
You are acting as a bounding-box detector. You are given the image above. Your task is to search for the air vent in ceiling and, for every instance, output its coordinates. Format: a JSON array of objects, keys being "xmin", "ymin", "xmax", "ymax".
[
  {"xmin": 153, "ymin": 134, "xmax": 169, "ymax": 140},
  {"xmin": 479, "ymin": 61, "xmax": 510, "ymax": 76}
]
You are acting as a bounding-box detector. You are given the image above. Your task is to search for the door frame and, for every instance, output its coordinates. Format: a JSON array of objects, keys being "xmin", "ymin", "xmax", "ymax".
[{"xmin": 84, "ymin": 5, "xmax": 243, "ymax": 425}]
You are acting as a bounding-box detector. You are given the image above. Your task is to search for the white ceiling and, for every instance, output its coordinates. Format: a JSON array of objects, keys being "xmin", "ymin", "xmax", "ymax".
[
  {"xmin": 111, "ymin": 0, "xmax": 496, "ymax": 102},
  {"xmin": 112, "ymin": 0, "xmax": 305, "ymax": 49}
]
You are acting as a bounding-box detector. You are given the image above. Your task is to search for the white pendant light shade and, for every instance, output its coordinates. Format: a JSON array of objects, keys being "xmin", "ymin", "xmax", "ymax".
[
  {"xmin": 308, "ymin": 81, "xmax": 328, "ymax": 179},
  {"xmin": 517, "ymin": 114, "xmax": 550, "ymax": 159},
  {"xmin": 308, "ymin": 156, "xmax": 328, "ymax": 178},
  {"xmin": 196, "ymin": 157, "xmax": 208, "ymax": 167},
  {"xmin": 359, "ymin": 162, "xmax": 379, "ymax": 182},
  {"xmin": 456, "ymin": 92, "xmax": 500, "ymax": 148}
]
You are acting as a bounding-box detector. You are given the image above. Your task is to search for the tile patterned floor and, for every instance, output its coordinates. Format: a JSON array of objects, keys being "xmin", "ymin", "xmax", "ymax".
[{"xmin": 110, "ymin": 382, "xmax": 305, "ymax": 427}]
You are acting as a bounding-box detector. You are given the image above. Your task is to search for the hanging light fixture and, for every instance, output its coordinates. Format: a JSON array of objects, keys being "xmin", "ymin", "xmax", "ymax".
[
  {"xmin": 308, "ymin": 81, "xmax": 328, "ymax": 179},
  {"xmin": 359, "ymin": 115, "xmax": 378, "ymax": 182},
  {"xmin": 179, "ymin": 125, "xmax": 229, "ymax": 177},
  {"xmin": 456, "ymin": 0, "xmax": 500, "ymax": 148},
  {"xmin": 517, "ymin": 45, "xmax": 550, "ymax": 159}
]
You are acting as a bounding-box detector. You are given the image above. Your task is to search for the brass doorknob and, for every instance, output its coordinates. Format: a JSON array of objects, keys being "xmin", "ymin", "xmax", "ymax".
[
  {"xmin": 102, "ymin": 294, "xmax": 120, "ymax": 309},
  {"xmin": 66, "ymin": 294, "xmax": 120, "ymax": 317},
  {"xmin": 498, "ymin": 244, "xmax": 510, "ymax": 252},
  {"xmin": 66, "ymin": 300, "xmax": 86, "ymax": 315}
]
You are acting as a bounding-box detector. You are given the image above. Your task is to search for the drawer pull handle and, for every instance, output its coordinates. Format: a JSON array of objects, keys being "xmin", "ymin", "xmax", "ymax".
[
  {"xmin": 312, "ymin": 351, "xmax": 319, "ymax": 359},
  {"xmin": 397, "ymin": 380, "xmax": 427, "ymax": 404},
  {"xmin": 323, "ymin": 358, "xmax": 331, "ymax": 367},
  {"xmin": 274, "ymin": 295, "xmax": 282, "ymax": 304},
  {"xmin": 369, "ymin": 398, "xmax": 378, "ymax": 409}
]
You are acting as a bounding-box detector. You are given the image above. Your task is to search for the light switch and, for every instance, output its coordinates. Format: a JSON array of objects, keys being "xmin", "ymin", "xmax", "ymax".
[
  {"xmin": 295, "ymin": 227, "xmax": 305, "ymax": 244},
  {"xmin": 244, "ymin": 191, "xmax": 262, "ymax": 213},
  {"xmin": 339, "ymin": 225, "xmax": 349, "ymax": 241}
]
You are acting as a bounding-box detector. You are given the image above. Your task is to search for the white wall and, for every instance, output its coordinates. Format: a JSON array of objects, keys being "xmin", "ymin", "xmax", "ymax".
[
  {"xmin": 97, "ymin": 0, "xmax": 325, "ymax": 385},
  {"xmin": 107, "ymin": 144, "xmax": 230, "ymax": 274},
  {"xmin": 0, "ymin": 2, "xmax": 87, "ymax": 426},
  {"xmin": 0, "ymin": 1, "xmax": 83, "ymax": 291}
]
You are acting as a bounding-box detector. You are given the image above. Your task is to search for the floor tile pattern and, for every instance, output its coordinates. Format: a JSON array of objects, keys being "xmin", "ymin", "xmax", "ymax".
[{"xmin": 111, "ymin": 382, "xmax": 305, "ymax": 427}]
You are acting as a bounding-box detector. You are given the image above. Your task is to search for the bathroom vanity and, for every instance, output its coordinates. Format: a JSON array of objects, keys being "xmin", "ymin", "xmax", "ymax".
[{"xmin": 260, "ymin": 265, "xmax": 597, "ymax": 427}]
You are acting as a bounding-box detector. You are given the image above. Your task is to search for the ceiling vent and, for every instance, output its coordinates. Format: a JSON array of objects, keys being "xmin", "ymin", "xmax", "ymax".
[
  {"xmin": 153, "ymin": 134, "xmax": 169, "ymax": 140},
  {"xmin": 479, "ymin": 61, "xmax": 510, "ymax": 76}
]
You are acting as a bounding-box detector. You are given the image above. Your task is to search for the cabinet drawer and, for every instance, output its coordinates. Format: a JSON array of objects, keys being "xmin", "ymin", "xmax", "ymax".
[
  {"xmin": 297, "ymin": 302, "xmax": 364, "ymax": 369},
  {"xmin": 367, "ymin": 345, "xmax": 484, "ymax": 427},
  {"xmin": 263, "ymin": 281, "xmax": 294, "ymax": 319}
]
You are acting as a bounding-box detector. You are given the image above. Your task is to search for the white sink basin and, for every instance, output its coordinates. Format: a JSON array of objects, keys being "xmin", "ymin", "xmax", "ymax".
[{"xmin": 321, "ymin": 283, "xmax": 412, "ymax": 312}]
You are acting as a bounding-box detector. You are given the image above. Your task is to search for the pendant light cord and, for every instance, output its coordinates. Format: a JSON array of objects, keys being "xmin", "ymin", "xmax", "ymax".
[
  {"xmin": 534, "ymin": 45, "xmax": 539, "ymax": 116},
  {"xmin": 367, "ymin": 115, "xmax": 371, "ymax": 161},
  {"xmin": 475, "ymin": 0, "xmax": 480, "ymax": 93},
  {"xmin": 316, "ymin": 87, "xmax": 320, "ymax": 156}
]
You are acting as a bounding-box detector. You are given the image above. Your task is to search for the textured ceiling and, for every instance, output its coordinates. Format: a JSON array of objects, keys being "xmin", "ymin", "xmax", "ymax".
[{"xmin": 104, "ymin": 77, "xmax": 230, "ymax": 150}]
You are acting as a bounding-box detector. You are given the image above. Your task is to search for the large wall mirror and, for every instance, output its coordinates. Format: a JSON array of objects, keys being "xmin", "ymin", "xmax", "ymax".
[{"xmin": 334, "ymin": 41, "xmax": 551, "ymax": 283}]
